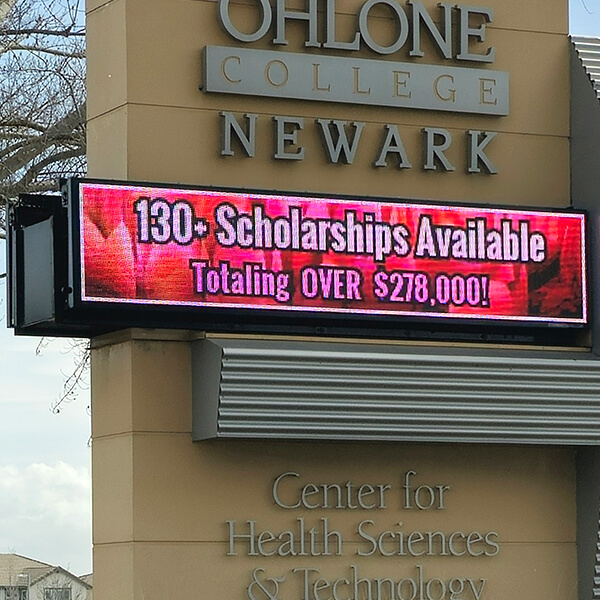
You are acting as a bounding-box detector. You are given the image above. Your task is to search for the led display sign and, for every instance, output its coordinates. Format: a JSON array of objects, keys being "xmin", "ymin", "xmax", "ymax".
[{"xmin": 75, "ymin": 180, "xmax": 586, "ymax": 326}]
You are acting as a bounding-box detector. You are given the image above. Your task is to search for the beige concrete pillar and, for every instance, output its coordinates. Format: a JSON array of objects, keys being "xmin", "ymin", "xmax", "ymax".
[{"xmin": 91, "ymin": 330, "xmax": 578, "ymax": 600}]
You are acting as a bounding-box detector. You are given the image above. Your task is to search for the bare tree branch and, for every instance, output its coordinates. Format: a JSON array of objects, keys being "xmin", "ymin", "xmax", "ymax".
[
  {"xmin": 7, "ymin": 43, "xmax": 85, "ymax": 58},
  {"xmin": 2, "ymin": 26, "xmax": 85, "ymax": 36},
  {"xmin": 18, "ymin": 146, "xmax": 83, "ymax": 191},
  {"xmin": 51, "ymin": 340, "xmax": 91, "ymax": 414},
  {"xmin": 0, "ymin": 117, "xmax": 46, "ymax": 131},
  {"xmin": 0, "ymin": 0, "xmax": 89, "ymax": 405},
  {"xmin": 0, "ymin": 103, "xmax": 85, "ymax": 182},
  {"xmin": 0, "ymin": 0, "xmax": 86, "ymax": 201}
]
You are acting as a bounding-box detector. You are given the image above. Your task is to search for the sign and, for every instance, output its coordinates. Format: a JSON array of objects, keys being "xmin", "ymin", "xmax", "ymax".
[
  {"xmin": 204, "ymin": 46, "xmax": 509, "ymax": 115},
  {"xmin": 76, "ymin": 180, "xmax": 587, "ymax": 325},
  {"xmin": 203, "ymin": 0, "xmax": 506, "ymax": 173}
]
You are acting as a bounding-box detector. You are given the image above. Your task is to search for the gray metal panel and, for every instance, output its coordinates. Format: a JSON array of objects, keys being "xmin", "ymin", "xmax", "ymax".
[
  {"xmin": 204, "ymin": 46, "xmax": 510, "ymax": 116},
  {"xmin": 192, "ymin": 338, "xmax": 600, "ymax": 444},
  {"xmin": 191, "ymin": 339, "xmax": 225, "ymax": 441},
  {"xmin": 572, "ymin": 36, "xmax": 600, "ymax": 99},
  {"xmin": 23, "ymin": 217, "xmax": 55, "ymax": 326}
]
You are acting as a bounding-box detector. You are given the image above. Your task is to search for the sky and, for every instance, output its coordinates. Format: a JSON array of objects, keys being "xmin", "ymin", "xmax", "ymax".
[
  {"xmin": 0, "ymin": 275, "xmax": 92, "ymax": 575},
  {"xmin": 0, "ymin": 209, "xmax": 91, "ymax": 573},
  {"xmin": 0, "ymin": 0, "xmax": 599, "ymax": 582},
  {"xmin": 572, "ymin": 0, "xmax": 600, "ymax": 35}
]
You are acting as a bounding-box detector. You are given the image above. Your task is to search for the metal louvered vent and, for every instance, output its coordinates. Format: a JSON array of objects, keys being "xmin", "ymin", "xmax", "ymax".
[
  {"xmin": 572, "ymin": 35, "xmax": 600, "ymax": 99},
  {"xmin": 191, "ymin": 338, "xmax": 600, "ymax": 444}
]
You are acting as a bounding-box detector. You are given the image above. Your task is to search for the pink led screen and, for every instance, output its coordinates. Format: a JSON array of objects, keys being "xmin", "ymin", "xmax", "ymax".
[{"xmin": 79, "ymin": 182, "xmax": 587, "ymax": 324}]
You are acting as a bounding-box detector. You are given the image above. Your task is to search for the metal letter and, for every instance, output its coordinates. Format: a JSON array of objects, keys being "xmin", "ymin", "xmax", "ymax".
[
  {"xmin": 220, "ymin": 112, "xmax": 258, "ymax": 157},
  {"xmin": 265, "ymin": 60, "xmax": 290, "ymax": 87},
  {"xmin": 218, "ymin": 0, "xmax": 272, "ymax": 43},
  {"xmin": 456, "ymin": 5, "xmax": 495, "ymax": 63},
  {"xmin": 274, "ymin": 0, "xmax": 321, "ymax": 47},
  {"xmin": 359, "ymin": 0, "xmax": 409, "ymax": 55},
  {"xmin": 393, "ymin": 70, "xmax": 412, "ymax": 98},
  {"xmin": 353, "ymin": 67, "xmax": 371, "ymax": 95},
  {"xmin": 479, "ymin": 77, "xmax": 498, "ymax": 105},
  {"xmin": 403, "ymin": 470, "xmax": 416, "ymax": 508},
  {"xmin": 272, "ymin": 472, "xmax": 302, "ymax": 509},
  {"xmin": 313, "ymin": 63, "xmax": 331, "ymax": 92},
  {"xmin": 221, "ymin": 55, "xmax": 241, "ymax": 83},
  {"xmin": 467, "ymin": 130, "xmax": 498, "ymax": 174},
  {"xmin": 227, "ymin": 520, "xmax": 258, "ymax": 556},
  {"xmin": 325, "ymin": 0, "xmax": 361, "ymax": 50},
  {"xmin": 433, "ymin": 74, "xmax": 456, "ymax": 102},
  {"xmin": 316, "ymin": 119, "xmax": 365, "ymax": 164},
  {"xmin": 374, "ymin": 124, "xmax": 412, "ymax": 169},
  {"xmin": 293, "ymin": 567, "xmax": 320, "ymax": 600},
  {"xmin": 423, "ymin": 127, "xmax": 455, "ymax": 171},
  {"xmin": 273, "ymin": 116, "xmax": 306, "ymax": 160},
  {"xmin": 247, "ymin": 569, "xmax": 286, "ymax": 600},
  {"xmin": 408, "ymin": 1, "xmax": 453, "ymax": 59}
]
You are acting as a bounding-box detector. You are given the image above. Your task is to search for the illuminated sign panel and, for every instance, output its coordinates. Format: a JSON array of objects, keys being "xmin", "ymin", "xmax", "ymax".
[{"xmin": 77, "ymin": 181, "xmax": 586, "ymax": 326}]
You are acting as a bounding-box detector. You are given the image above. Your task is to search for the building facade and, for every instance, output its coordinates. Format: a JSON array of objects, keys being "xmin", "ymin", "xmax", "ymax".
[{"xmin": 0, "ymin": 554, "xmax": 91, "ymax": 600}]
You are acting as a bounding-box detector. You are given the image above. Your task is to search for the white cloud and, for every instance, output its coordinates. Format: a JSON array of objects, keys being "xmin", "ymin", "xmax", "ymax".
[
  {"xmin": 0, "ymin": 462, "xmax": 91, "ymax": 575},
  {"xmin": 0, "ymin": 303, "xmax": 91, "ymax": 575},
  {"xmin": 0, "ymin": 324, "xmax": 91, "ymax": 469}
]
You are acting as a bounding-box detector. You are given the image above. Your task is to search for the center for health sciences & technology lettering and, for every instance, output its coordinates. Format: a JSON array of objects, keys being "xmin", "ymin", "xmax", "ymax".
[
  {"xmin": 80, "ymin": 184, "xmax": 587, "ymax": 324},
  {"xmin": 226, "ymin": 471, "xmax": 499, "ymax": 600}
]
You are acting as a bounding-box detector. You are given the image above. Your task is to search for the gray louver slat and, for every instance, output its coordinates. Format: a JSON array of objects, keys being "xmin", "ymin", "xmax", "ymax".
[
  {"xmin": 572, "ymin": 35, "xmax": 600, "ymax": 99},
  {"xmin": 192, "ymin": 338, "xmax": 600, "ymax": 444}
]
